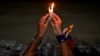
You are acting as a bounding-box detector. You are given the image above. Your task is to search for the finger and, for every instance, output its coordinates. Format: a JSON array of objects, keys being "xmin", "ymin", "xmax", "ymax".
[
  {"xmin": 44, "ymin": 18, "xmax": 50, "ymax": 24},
  {"xmin": 40, "ymin": 14, "xmax": 48, "ymax": 23},
  {"xmin": 52, "ymin": 13, "xmax": 61, "ymax": 21},
  {"xmin": 41, "ymin": 14, "xmax": 48, "ymax": 23},
  {"xmin": 52, "ymin": 16, "xmax": 57, "ymax": 24}
]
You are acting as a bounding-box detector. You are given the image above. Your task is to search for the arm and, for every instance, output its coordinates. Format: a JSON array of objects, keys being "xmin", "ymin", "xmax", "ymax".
[
  {"xmin": 59, "ymin": 39, "xmax": 73, "ymax": 56},
  {"xmin": 51, "ymin": 13, "xmax": 73, "ymax": 56},
  {"xmin": 23, "ymin": 14, "xmax": 49, "ymax": 56},
  {"xmin": 23, "ymin": 36, "xmax": 42, "ymax": 56}
]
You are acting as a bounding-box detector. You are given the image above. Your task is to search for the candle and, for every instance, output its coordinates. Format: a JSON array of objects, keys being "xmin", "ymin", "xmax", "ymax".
[{"xmin": 48, "ymin": 2, "xmax": 54, "ymax": 21}]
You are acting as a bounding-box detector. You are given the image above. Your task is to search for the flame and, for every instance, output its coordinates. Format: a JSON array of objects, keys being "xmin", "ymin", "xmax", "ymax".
[
  {"xmin": 69, "ymin": 24, "xmax": 74, "ymax": 32},
  {"xmin": 66, "ymin": 24, "xmax": 74, "ymax": 36},
  {"xmin": 48, "ymin": 2, "xmax": 54, "ymax": 13}
]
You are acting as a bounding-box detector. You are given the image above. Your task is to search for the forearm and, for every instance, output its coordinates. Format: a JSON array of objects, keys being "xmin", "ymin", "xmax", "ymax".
[
  {"xmin": 57, "ymin": 35, "xmax": 73, "ymax": 56},
  {"xmin": 23, "ymin": 36, "xmax": 42, "ymax": 56},
  {"xmin": 22, "ymin": 13, "xmax": 48, "ymax": 56},
  {"xmin": 59, "ymin": 41, "xmax": 73, "ymax": 56}
]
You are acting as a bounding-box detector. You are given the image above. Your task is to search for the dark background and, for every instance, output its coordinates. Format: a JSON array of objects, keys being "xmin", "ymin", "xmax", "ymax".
[{"xmin": 0, "ymin": 0, "xmax": 100, "ymax": 45}]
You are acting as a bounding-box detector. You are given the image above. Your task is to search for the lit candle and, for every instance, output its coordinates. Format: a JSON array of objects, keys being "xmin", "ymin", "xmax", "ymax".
[{"xmin": 48, "ymin": 2, "xmax": 54, "ymax": 21}]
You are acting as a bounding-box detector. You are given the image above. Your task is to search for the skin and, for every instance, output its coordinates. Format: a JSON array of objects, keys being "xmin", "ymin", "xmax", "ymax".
[
  {"xmin": 51, "ymin": 13, "xmax": 73, "ymax": 56},
  {"xmin": 23, "ymin": 14, "xmax": 49, "ymax": 56},
  {"xmin": 23, "ymin": 13, "xmax": 73, "ymax": 56}
]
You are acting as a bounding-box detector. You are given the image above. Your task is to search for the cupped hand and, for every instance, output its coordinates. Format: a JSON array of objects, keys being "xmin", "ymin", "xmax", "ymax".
[
  {"xmin": 37, "ymin": 14, "xmax": 49, "ymax": 38},
  {"xmin": 50, "ymin": 13, "xmax": 63, "ymax": 35}
]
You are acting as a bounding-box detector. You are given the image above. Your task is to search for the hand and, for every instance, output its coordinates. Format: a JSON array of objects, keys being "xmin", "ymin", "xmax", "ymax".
[
  {"xmin": 37, "ymin": 14, "xmax": 49, "ymax": 38},
  {"xmin": 51, "ymin": 13, "xmax": 63, "ymax": 35}
]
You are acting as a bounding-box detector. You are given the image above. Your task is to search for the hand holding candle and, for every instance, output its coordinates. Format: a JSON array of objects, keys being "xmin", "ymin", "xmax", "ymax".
[
  {"xmin": 48, "ymin": 2, "xmax": 74, "ymax": 36},
  {"xmin": 48, "ymin": 2, "xmax": 54, "ymax": 21}
]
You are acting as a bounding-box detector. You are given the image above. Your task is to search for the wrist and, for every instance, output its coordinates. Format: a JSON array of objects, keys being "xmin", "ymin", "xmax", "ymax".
[
  {"xmin": 36, "ymin": 32, "xmax": 44, "ymax": 38},
  {"xmin": 56, "ymin": 28, "xmax": 63, "ymax": 35},
  {"xmin": 33, "ymin": 35, "xmax": 43, "ymax": 42},
  {"xmin": 35, "ymin": 34, "xmax": 43, "ymax": 39},
  {"xmin": 56, "ymin": 33, "xmax": 63, "ymax": 35},
  {"xmin": 56, "ymin": 31, "xmax": 63, "ymax": 35},
  {"xmin": 56, "ymin": 34, "xmax": 68, "ymax": 43}
]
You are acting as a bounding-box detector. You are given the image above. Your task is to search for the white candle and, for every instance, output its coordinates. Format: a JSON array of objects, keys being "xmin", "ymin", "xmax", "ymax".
[{"xmin": 48, "ymin": 2, "xmax": 54, "ymax": 21}]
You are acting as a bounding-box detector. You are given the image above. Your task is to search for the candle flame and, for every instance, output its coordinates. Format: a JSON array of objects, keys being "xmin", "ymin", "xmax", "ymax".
[
  {"xmin": 49, "ymin": 2, "xmax": 54, "ymax": 13},
  {"xmin": 66, "ymin": 24, "xmax": 74, "ymax": 36},
  {"xmin": 69, "ymin": 24, "xmax": 74, "ymax": 32}
]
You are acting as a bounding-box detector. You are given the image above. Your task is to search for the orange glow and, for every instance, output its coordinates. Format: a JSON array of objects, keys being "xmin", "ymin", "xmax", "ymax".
[
  {"xmin": 68, "ymin": 24, "xmax": 74, "ymax": 32},
  {"xmin": 48, "ymin": 2, "xmax": 54, "ymax": 13},
  {"xmin": 66, "ymin": 24, "xmax": 74, "ymax": 36}
]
